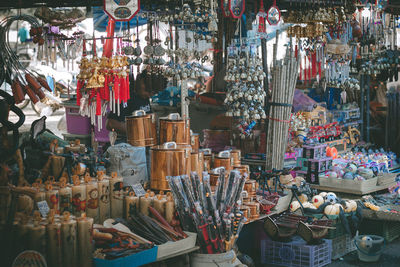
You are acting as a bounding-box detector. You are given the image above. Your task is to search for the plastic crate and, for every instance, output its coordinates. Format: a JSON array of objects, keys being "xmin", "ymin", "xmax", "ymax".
[
  {"xmin": 359, "ymin": 219, "xmax": 400, "ymax": 243},
  {"xmin": 261, "ymin": 237, "xmax": 332, "ymax": 267},
  {"xmin": 331, "ymin": 235, "xmax": 356, "ymax": 260},
  {"xmin": 326, "ymin": 219, "xmax": 346, "ymax": 239}
]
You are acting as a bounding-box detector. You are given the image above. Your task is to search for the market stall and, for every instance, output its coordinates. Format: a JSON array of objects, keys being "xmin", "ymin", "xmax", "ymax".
[{"xmin": 1, "ymin": 0, "xmax": 400, "ymax": 267}]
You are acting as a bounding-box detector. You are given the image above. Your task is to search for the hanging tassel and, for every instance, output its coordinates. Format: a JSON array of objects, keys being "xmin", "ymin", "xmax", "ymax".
[
  {"xmin": 103, "ymin": 19, "xmax": 115, "ymax": 58},
  {"xmin": 96, "ymin": 91, "xmax": 102, "ymax": 116},
  {"xmin": 76, "ymin": 80, "xmax": 83, "ymax": 106}
]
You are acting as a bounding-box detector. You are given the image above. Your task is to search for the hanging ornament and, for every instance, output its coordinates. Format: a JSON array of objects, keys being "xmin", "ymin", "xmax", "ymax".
[
  {"xmin": 221, "ymin": 0, "xmax": 231, "ymax": 17},
  {"xmin": 229, "ymin": 0, "xmax": 245, "ymax": 19},
  {"xmin": 267, "ymin": 0, "xmax": 280, "ymax": 25},
  {"xmin": 257, "ymin": 0, "xmax": 267, "ymax": 33},
  {"xmin": 103, "ymin": 0, "xmax": 140, "ymax": 21}
]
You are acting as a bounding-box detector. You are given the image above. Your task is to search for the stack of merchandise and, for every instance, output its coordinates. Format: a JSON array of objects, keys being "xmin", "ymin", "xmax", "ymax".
[{"xmin": 296, "ymin": 143, "xmax": 333, "ymax": 184}]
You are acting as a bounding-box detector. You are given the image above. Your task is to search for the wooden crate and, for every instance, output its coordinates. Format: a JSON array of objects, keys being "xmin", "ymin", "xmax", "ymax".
[{"xmin": 319, "ymin": 177, "xmax": 378, "ymax": 193}]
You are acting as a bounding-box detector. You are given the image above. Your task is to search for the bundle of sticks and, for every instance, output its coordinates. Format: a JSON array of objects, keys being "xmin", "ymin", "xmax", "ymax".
[
  {"xmin": 167, "ymin": 170, "xmax": 247, "ymax": 254},
  {"xmin": 266, "ymin": 40, "xmax": 300, "ymax": 170}
]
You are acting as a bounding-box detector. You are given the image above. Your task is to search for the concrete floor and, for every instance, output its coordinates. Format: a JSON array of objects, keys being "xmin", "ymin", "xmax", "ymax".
[
  {"xmin": 328, "ymin": 237, "xmax": 400, "ymax": 267},
  {"xmin": 8, "ymin": 103, "xmax": 65, "ymax": 138}
]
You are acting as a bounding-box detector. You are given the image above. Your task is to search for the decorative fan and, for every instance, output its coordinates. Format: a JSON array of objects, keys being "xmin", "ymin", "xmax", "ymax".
[{"xmin": 267, "ymin": 0, "xmax": 281, "ymax": 25}]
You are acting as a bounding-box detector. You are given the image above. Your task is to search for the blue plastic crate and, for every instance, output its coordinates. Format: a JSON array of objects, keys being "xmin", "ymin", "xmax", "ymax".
[
  {"xmin": 261, "ymin": 237, "xmax": 332, "ymax": 267},
  {"xmin": 93, "ymin": 246, "xmax": 158, "ymax": 267}
]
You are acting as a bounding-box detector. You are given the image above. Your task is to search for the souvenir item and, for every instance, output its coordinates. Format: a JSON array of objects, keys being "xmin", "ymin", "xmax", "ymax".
[{"xmin": 266, "ymin": 0, "xmax": 280, "ymax": 25}]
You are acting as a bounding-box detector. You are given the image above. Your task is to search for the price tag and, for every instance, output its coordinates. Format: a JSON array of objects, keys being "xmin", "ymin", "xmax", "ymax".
[
  {"xmin": 131, "ymin": 183, "xmax": 146, "ymax": 197},
  {"xmin": 37, "ymin": 201, "xmax": 50, "ymax": 217}
]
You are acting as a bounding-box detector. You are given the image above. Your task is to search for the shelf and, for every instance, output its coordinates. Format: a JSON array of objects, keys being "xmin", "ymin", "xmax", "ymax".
[
  {"xmin": 156, "ymin": 246, "xmax": 200, "ymax": 262},
  {"xmin": 311, "ymin": 181, "xmax": 397, "ymax": 195}
]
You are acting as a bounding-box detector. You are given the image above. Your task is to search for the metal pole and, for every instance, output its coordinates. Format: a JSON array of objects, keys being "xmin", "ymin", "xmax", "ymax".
[
  {"xmin": 366, "ymin": 75, "xmax": 370, "ymax": 143},
  {"xmin": 360, "ymin": 74, "xmax": 364, "ymax": 141}
]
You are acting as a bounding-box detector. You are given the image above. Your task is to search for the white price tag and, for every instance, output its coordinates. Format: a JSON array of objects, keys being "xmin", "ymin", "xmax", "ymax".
[
  {"xmin": 37, "ymin": 200, "xmax": 50, "ymax": 217},
  {"xmin": 131, "ymin": 183, "xmax": 146, "ymax": 197}
]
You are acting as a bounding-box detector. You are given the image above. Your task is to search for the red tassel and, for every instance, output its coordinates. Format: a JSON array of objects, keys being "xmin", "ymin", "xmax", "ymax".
[
  {"xmin": 76, "ymin": 80, "xmax": 83, "ymax": 106},
  {"xmin": 126, "ymin": 76, "xmax": 130, "ymax": 100},
  {"xmin": 103, "ymin": 19, "xmax": 115, "ymax": 58},
  {"xmin": 96, "ymin": 91, "xmax": 101, "ymax": 116},
  {"xmin": 299, "ymin": 60, "xmax": 302, "ymax": 81},
  {"xmin": 318, "ymin": 62, "xmax": 322, "ymax": 78},
  {"xmin": 295, "ymin": 45, "xmax": 298, "ymax": 58},
  {"xmin": 312, "ymin": 52, "xmax": 317, "ymax": 78},
  {"xmin": 119, "ymin": 76, "xmax": 125, "ymax": 102},
  {"xmin": 105, "ymin": 75, "xmax": 110, "ymax": 101},
  {"xmin": 308, "ymin": 56, "xmax": 311, "ymax": 82}
]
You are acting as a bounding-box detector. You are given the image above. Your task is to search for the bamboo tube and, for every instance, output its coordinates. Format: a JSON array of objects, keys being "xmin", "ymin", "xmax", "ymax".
[
  {"xmin": 46, "ymin": 211, "xmax": 62, "ymax": 267},
  {"xmin": 77, "ymin": 213, "xmax": 93, "ymax": 267},
  {"xmin": 109, "ymin": 172, "xmax": 123, "ymax": 218},
  {"xmin": 165, "ymin": 195, "xmax": 175, "ymax": 224},
  {"xmin": 97, "ymin": 172, "xmax": 110, "ymax": 223},
  {"xmin": 61, "ymin": 212, "xmax": 77, "ymax": 267},
  {"xmin": 28, "ymin": 211, "xmax": 47, "ymax": 258},
  {"xmin": 85, "ymin": 174, "xmax": 99, "ymax": 223},
  {"xmin": 15, "ymin": 215, "xmax": 30, "ymax": 254},
  {"xmin": 139, "ymin": 193, "xmax": 152, "ymax": 216},
  {"xmin": 153, "ymin": 194, "xmax": 167, "ymax": 218},
  {"xmin": 33, "ymin": 182, "xmax": 46, "ymax": 205},
  {"xmin": 45, "ymin": 183, "xmax": 59, "ymax": 213},
  {"xmin": 51, "ymin": 155, "xmax": 65, "ymax": 177},
  {"xmin": 59, "ymin": 177, "xmax": 72, "ymax": 214},
  {"xmin": 124, "ymin": 191, "xmax": 139, "ymax": 219},
  {"xmin": 71, "ymin": 175, "xmax": 86, "ymax": 217}
]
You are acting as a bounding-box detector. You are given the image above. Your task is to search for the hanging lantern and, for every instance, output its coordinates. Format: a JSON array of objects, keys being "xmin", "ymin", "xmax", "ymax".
[{"xmin": 257, "ymin": 0, "xmax": 267, "ymax": 33}]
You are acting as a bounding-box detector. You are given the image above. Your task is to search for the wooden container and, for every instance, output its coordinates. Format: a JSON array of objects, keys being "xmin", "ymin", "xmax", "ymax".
[
  {"xmin": 230, "ymin": 149, "xmax": 241, "ymax": 166},
  {"xmin": 209, "ymin": 167, "xmax": 225, "ymax": 186},
  {"xmin": 159, "ymin": 113, "xmax": 190, "ymax": 145},
  {"xmin": 190, "ymin": 151, "xmax": 204, "ymax": 177},
  {"xmin": 244, "ymin": 180, "xmax": 257, "ymax": 197},
  {"xmin": 190, "ymin": 132, "xmax": 200, "ymax": 153},
  {"xmin": 200, "ymin": 148, "xmax": 213, "ymax": 172},
  {"xmin": 150, "ymin": 142, "xmax": 192, "ymax": 190},
  {"xmin": 150, "ymin": 113, "xmax": 157, "ymax": 145},
  {"xmin": 126, "ymin": 110, "xmax": 155, "ymax": 147},
  {"xmin": 213, "ymin": 150, "xmax": 232, "ymax": 173},
  {"xmin": 233, "ymin": 165, "xmax": 250, "ymax": 177},
  {"xmin": 71, "ymin": 176, "xmax": 86, "ymax": 217},
  {"xmin": 124, "ymin": 191, "xmax": 139, "ymax": 219}
]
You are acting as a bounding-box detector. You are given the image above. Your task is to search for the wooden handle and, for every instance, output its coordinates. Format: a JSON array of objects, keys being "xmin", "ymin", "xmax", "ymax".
[
  {"xmin": 167, "ymin": 113, "xmax": 181, "ymax": 120},
  {"xmin": 163, "ymin": 141, "xmax": 177, "ymax": 149},
  {"xmin": 218, "ymin": 150, "xmax": 231, "ymax": 158},
  {"xmin": 23, "ymin": 84, "xmax": 39, "ymax": 104},
  {"xmin": 36, "ymin": 76, "xmax": 52, "ymax": 92},
  {"xmin": 25, "ymin": 73, "xmax": 41, "ymax": 91},
  {"xmin": 133, "ymin": 109, "xmax": 146, "ymax": 116}
]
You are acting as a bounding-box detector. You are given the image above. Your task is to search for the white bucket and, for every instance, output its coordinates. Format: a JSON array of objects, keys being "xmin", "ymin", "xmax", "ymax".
[
  {"xmin": 354, "ymin": 235, "xmax": 385, "ymax": 262},
  {"xmin": 190, "ymin": 250, "xmax": 242, "ymax": 267}
]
